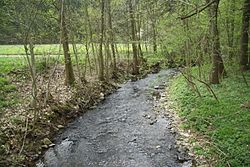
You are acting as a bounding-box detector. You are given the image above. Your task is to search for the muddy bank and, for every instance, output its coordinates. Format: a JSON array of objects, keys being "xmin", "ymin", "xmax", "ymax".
[{"xmin": 37, "ymin": 69, "xmax": 192, "ymax": 167}]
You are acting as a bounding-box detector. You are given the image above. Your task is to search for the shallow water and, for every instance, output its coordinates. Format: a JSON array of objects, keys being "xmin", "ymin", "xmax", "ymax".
[{"xmin": 37, "ymin": 69, "xmax": 189, "ymax": 167}]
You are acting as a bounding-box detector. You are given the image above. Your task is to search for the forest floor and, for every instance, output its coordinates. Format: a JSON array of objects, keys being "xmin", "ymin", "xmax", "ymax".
[{"xmin": 37, "ymin": 69, "xmax": 194, "ymax": 167}]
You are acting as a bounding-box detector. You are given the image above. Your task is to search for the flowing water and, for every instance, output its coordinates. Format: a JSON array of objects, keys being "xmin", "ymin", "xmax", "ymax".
[{"xmin": 37, "ymin": 69, "xmax": 191, "ymax": 167}]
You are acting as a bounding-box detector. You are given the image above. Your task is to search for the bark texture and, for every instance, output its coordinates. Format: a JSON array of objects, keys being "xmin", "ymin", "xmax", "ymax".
[{"xmin": 240, "ymin": 0, "xmax": 250, "ymax": 71}]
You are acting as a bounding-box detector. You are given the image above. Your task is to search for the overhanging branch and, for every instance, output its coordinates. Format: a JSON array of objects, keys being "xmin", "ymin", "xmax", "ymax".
[{"xmin": 180, "ymin": 0, "xmax": 216, "ymax": 20}]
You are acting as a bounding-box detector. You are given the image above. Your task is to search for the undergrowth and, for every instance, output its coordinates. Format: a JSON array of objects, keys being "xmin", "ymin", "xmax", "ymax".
[
  {"xmin": 0, "ymin": 57, "xmax": 60, "ymax": 113},
  {"xmin": 169, "ymin": 66, "xmax": 250, "ymax": 167}
]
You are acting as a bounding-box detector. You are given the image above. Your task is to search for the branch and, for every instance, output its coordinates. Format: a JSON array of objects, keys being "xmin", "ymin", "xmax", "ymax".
[
  {"xmin": 194, "ymin": 76, "xmax": 219, "ymax": 102},
  {"xmin": 180, "ymin": 0, "xmax": 216, "ymax": 20},
  {"xmin": 19, "ymin": 118, "xmax": 29, "ymax": 155},
  {"xmin": 179, "ymin": 70, "xmax": 202, "ymax": 97},
  {"xmin": 179, "ymin": 69, "xmax": 219, "ymax": 102}
]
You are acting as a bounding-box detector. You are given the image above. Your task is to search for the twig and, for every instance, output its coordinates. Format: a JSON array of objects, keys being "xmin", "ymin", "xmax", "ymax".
[{"xmin": 19, "ymin": 118, "xmax": 29, "ymax": 155}]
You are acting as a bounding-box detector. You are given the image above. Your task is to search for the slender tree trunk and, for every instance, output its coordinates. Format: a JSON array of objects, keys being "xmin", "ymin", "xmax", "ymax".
[
  {"xmin": 24, "ymin": 41, "xmax": 37, "ymax": 109},
  {"xmin": 226, "ymin": 0, "xmax": 236, "ymax": 60},
  {"xmin": 72, "ymin": 41, "xmax": 85, "ymax": 82},
  {"xmin": 115, "ymin": 43, "xmax": 120, "ymax": 62},
  {"xmin": 145, "ymin": 18, "xmax": 149, "ymax": 54},
  {"xmin": 240, "ymin": 0, "xmax": 250, "ymax": 71},
  {"xmin": 24, "ymin": 38, "xmax": 38, "ymax": 122},
  {"xmin": 85, "ymin": 43, "xmax": 92, "ymax": 75},
  {"xmin": 105, "ymin": 42, "xmax": 111, "ymax": 78},
  {"xmin": 129, "ymin": 0, "xmax": 139, "ymax": 75},
  {"xmin": 85, "ymin": 4, "xmax": 97, "ymax": 74},
  {"xmin": 127, "ymin": 42, "xmax": 130, "ymax": 72},
  {"xmin": 98, "ymin": 0, "xmax": 105, "ymax": 81},
  {"xmin": 152, "ymin": 21, "xmax": 157, "ymax": 53},
  {"xmin": 60, "ymin": 0, "xmax": 75, "ymax": 86},
  {"xmin": 107, "ymin": 0, "xmax": 117, "ymax": 78},
  {"xmin": 137, "ymin": 0, "xmax": 144, "ymax": 58},
  {"xmin": 152, "ymin": 2, "xmax": 157, "ymax": 53},
  {"xmin": 210, "ymin": 0, "xmax": 226, "ymax": 84}
]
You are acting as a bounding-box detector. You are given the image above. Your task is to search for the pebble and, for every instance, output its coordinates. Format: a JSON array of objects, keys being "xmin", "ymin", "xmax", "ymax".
[
  {"xmin": 156, "ymin": 145, "xmax": 161, "ymax": 149},
  {"xmin": 149, "ymin": 119, "xmax": 157, "ymax": 125},
  {"xmin": 181, "ymin": 160, "xmax": 194, "ymax": 167},
  {"xmin": 43, "ymin": 138, "xmax": 52, "ymax": 145},
  {"xmin": 49, "ymin": 143, "xmax": 56, "ymax": 147},
  {"xmin": 57, "ymin": 125, "xmax": 64, "ymax": 129},
  {"xmin": 41, "ymin": 145, "xmax": 48, "ymax": 149}
]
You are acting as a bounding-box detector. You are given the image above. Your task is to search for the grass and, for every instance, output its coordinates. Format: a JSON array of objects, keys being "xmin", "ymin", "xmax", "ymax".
[
  {"xmin": 169, "ymin": 66, "xmax": 250, "ymax": 166},
  {"xmin": 0, "ymin": 44, "xmax": 85, "ymax": 55},
  {"xmin": 0, "ymin": 44, "xmax": 154, "ymax": 55},
  {"xmin": 0, "ymin": 56, "xmax": 59, "ymax": 113},
  {"xmin": 145, "ymin": 52, "xmax": 167, "ymax": 66},
  {"xmin": 0, "ymin": 58, "xmax": 24, "ymax": 112}
]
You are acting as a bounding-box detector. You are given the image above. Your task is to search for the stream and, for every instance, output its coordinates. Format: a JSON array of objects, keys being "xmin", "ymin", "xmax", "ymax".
[{"xmin": 37, "ymin": 69, "xmax": 192, "ymax": 167}]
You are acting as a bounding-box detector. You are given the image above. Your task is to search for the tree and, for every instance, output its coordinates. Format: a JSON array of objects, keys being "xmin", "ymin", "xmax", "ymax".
[
  {"xmin": 209, "ymin": 0, "xmax": 226, "ymax": 84},
  {"xmin": 225, "ymin": 0, "xmax": 236, "ymax": 59},
  {"xmin": 240, "ymin": 0, "xmax": 250, "ymax": 71},
  {"xmin": 128, "ymin": 0, "xmax": 139, "ymax": 75},
  {"xmin": 107, "ymin": 0, "xmax": 117, "ymax": 78},
  {"xmin": 98, "ymin": 0, "xmax": 105, "ymax": 81},
  {"xmin": 60, "ymin": 0, "xmax": 75, "ymax": 86}
]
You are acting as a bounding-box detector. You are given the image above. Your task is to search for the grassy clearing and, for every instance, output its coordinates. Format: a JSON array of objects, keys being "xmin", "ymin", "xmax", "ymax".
[
  {"xmin": 0, "ymin": 44, "xmax": 85, "ymax": 55},
  {"xmin": 169, "ymin": 67, "xmax": 250, "ymax": 166},
  {"xmin": 0, "ymin": 44, "xmax": 153, "ymax": 55}
]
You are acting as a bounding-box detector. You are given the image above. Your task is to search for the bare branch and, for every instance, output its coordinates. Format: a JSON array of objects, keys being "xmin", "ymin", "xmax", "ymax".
[{"xmin": 180, "ymin": 0, "xmax": 216, "ymax": 20}]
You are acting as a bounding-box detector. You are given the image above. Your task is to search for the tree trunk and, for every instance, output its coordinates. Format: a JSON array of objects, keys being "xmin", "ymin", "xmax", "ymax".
[
  {"xmin": 240, "ymin": 0, "xmax": 250, "ymax": 71},
  {"xmin": 98, "ymin": 0, "xmax": 105, "ymax": 81},
  {"xmin": 129, "ymin": 0, "xmax": 139, "ymax": 75},
  {"xmin": 137, "ymin": 0, "xmax": 144, "ymax": 58},
  {"xmin": 152, "ymin": 21, "xmax": 157, "ymax": 53},
  {"xmin": 210, "ymin": 0, "xmax": 226, "ymax": 84},
  {"xmin": 107, "ymin": 0, "xmax": 117, "ymax": 78},
  {"xmin": 85, "ymin": 3, "xmax": 97, "ymax": 74},
  {"xmin": 60, "ymin": 0, "xmax": 75, "ymax": 86},
  {"xmin": 226, "ymin": 0, "xmax": 236, "ymax": 60},
  {"xmin": 24, "ymin": 41, "xmax": 37, "ymax": 109}
]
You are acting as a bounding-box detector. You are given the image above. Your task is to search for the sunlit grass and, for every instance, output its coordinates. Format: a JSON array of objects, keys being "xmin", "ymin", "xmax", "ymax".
[{"xmin": 0, "ymin": 43, "xmax": 154, "ymax": 55}]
